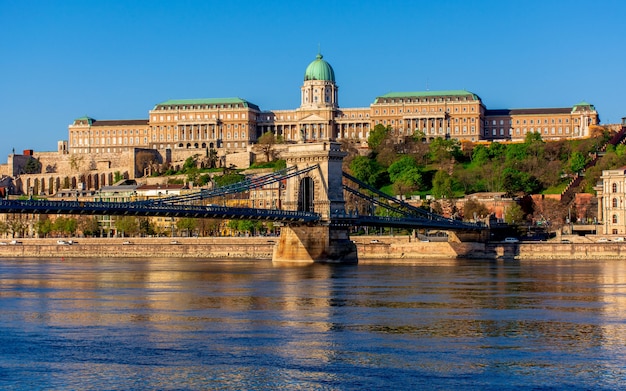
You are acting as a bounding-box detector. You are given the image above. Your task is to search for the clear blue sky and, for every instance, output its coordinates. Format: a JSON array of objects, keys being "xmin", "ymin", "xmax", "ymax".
[{"xmin": 1, "ymin": 0, "xmax": 625, "ymax": 159}]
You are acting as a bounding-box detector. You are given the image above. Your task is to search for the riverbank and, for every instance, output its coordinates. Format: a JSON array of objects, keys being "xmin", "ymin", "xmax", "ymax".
[{"xmin": 1, "ymin": 236, "xmax": 626, "ymax": 260}]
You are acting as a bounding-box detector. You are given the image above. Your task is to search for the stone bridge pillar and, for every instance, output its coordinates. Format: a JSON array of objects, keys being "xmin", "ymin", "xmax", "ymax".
[{"xmin": 273, "ymin": 142, "xmax": 357, "ymax": 263}]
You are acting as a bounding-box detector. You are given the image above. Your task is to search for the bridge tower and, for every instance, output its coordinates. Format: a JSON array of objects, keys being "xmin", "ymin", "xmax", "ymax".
[{"xmin": 273, "ymin": 142, "xmax": 357, "ymax": 263}]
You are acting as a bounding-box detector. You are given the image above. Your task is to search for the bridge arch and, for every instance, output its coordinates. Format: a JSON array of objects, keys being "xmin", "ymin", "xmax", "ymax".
[
  {"xmin": 282, "ymin": 142, "xmax": 346, "ymax": 221},
  {"xmin": 297, "ymin": 176, "xmax": 316, "ymax": 212}
]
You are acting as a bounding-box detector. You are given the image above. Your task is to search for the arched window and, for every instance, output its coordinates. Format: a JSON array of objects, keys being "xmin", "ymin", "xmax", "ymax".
[
  {"xmin": 613, "ymin": 183, "xmax": 618, "ymax": 193},
  {"xmin": 613, "ymin": 198, "xmax": 618, "ymax": 208},
  {"xmin": 613, "ymin": 215, "xmax": 619, "ymax": 224}
]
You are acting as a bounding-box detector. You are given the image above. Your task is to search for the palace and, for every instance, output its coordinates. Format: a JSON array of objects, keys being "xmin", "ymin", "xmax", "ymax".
[
  {"xmin": 0, "ymin": 52, "xmax": 602, "ymax": 198},
  {"xmin": 68, "ymin": 52, "xmax": 599, "ymax": 157}
]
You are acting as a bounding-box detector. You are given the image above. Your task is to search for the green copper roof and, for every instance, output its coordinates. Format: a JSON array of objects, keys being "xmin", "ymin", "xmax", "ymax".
[
  {"xmin": 573, "ymin": 101, "xmax": 595, "ymax": 110},
  {"xmin": 304, "ymin": 53, "xmax": 335, "ymax": 82},
  {"xmin": 73, "ymin": 116, "xmax": 95, "ymax": 125},
  {"xmin": 155, "ymin": 97, "xmax": 259, "ymax": 111},
  {"xmin": 374, "ymin": 90, "xmax": 480, "ymax": 103}
]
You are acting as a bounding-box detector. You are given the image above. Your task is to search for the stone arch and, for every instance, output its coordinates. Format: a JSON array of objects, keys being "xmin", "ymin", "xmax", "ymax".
[
  {"xmin": 71, "ymin": 177, "xmax": 77, "ymax": 189},
  {"xmin": 107, "ymin": 172, "xmax": 113, "ymax": 185},
  {"xmin": 100, "ymin": 173, "xmax": 106, "ymax": 186},
  {"xmin": 186, "ymin": 143, "xmax": 191, "ymax": 149},
  {"xmin": 297, "ymin": 176, "xmax": 315, "ymax": 212},
  {"xmin": 202, "ymin": 142, "xmax": 207, "ymax": 148},
  {"xmin": 33, "ymin": 178, "xmax": 40, "ymax": 195},
  {"xmin": 55, "ymin": 177, "xmax": 61, "ymax": 193},
  {"xmin": 48, "ymin": 177, "xmax": 54, "ymax": 195}
]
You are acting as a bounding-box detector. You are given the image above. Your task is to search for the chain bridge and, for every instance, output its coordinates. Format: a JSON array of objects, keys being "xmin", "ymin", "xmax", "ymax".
[{"xmin": 0, "ymin": 142, "xmax": 485, "ymax": 263}]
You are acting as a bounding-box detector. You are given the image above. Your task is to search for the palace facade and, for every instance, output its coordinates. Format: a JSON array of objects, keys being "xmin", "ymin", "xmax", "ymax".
[{"xmin": 68, "ymin": 53, "xmax": 599, "ymax": 157}]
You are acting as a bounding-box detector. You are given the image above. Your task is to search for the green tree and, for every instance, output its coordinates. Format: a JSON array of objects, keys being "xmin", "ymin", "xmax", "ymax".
[
  {"xmin": 23, "ymin": 157, "xmax": 42, "ymax": 174},
  {"xmin": 429, "ymin": 137, "xmax": 461, "ymax": 168},
  {"xmin": 183, "ymin": 155, "xmax": 198, "ymax": 172},
  {"xmin": 349, "ymin": 155, "xmax": 388, "ymax": 188},
  {"xmin": 388, "ymin": 156, "xmax": 422, "ymax": 196},
  {"xmin": 176, "ymin": 218, "xmax": 198, "ymax": 236},
  {"xmin": 35, "ymin": 218, "xmax": 53, "ymax": 238},
  {"xmin": 113, "ymin": 171, "xmax": 124, "ymax": 183},
  {"xmin": 367, "ymin": 124, "xmax": 391, "ymax": 151},
  {"xmin": 432, "ymin": 170, "xmax": 454, "ymax": 199},
  {"xmin": 504, "ymin": 203, "xmax": 525, "ymax": 225},
  {"xmin": 238, "ymin": 220, "xmax": 256, "ymax": 235},
  {"xmin": 214, "ymin": 173, "xmax": 245, "ymax": 187},
  {"xmin": 115, "ymin": 216, "xmax": 139, "ymax": 237},
  {"xmin": 569, "ymin": 151, "xmax": 587, "ymax": 174},
  {"xmin": 471, "ymin": 144, "xmax": 490, "ymax": 166}
]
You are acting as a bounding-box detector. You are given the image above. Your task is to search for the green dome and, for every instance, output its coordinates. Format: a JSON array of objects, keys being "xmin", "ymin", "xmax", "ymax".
[{"xmin": 304, "ymin": 53, "xmax": 335, "ymax": 82}]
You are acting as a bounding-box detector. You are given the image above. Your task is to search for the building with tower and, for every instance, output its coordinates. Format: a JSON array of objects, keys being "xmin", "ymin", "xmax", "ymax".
[
  {"xmin": 68, "ymin": 51, "xmax": 600, "ymax": 158},
  {"xmin": 1, "ymin": 52, "xmax": 601, "ymax": 196}
]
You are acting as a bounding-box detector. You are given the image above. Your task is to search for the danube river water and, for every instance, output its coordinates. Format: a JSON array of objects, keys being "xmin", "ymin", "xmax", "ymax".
[{"xmin": 1, "ymin": 257, "xmax": 625, "ymax": 390}]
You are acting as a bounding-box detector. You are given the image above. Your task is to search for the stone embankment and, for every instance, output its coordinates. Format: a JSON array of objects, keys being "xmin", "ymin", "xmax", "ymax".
[
  {"xmin": 0, "ymin": 237, "xmax": 276, "ymax": 259},
  {"xmin": 1, "ymin": 236, "xmax": 625, "ymax": 261}
]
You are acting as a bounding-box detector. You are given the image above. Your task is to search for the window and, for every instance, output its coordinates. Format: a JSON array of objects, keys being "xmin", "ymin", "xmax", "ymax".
[
  {"xmin": 613, "ymin": 198, "xmax": 618, "ymax": 208},
  {"xmin": 613, "ymin": 183, "xmax": 618, "ymax": 193},
  {"xmin": 613, "ymin": 215, "xmax": 618, "ymax": 224}
]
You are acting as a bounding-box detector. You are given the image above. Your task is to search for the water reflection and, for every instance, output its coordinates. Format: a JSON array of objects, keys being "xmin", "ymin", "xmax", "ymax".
[{"xmin": 1, "ymin": 258, "xmax": 626, "ymax": 389}]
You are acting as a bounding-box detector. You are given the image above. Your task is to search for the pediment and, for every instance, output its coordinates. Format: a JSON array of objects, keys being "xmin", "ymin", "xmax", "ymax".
[{"xmin": 299, "ymin": 114, "xmax": 328, "ymax": 123}]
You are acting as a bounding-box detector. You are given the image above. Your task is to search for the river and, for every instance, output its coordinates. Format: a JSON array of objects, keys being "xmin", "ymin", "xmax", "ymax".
[{"xmin": 1, "ymin": 257, "xmax": 625, "ymax": 390}]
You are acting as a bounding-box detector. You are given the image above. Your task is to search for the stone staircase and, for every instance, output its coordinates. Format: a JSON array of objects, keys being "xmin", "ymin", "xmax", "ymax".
[{"xmin": 561, "ymin": 126, "xmax": 626, "ymax": 206}]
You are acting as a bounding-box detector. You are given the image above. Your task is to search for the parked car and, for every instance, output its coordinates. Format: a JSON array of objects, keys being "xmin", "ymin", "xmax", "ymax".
[
  {"xmin": 598, "ymin": 238, "xmax": 610, "ymax": 243},
  {"xmin": 614, "ymin": 237, "xmax": 625, "ymax": 242},
  {"xmin": 504, "ymin": 237, "xmax": 519, "ymax": 243},
  {"xmin": 9, "ymin": 240, "xmax": 22, "ymax": 245},
  {"xmin": 561, "ymin": 239, "xmax": 572, "ymax": 244}
]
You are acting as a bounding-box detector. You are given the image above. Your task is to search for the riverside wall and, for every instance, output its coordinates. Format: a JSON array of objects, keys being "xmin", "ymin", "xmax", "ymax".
[{"xmin": 1, "ymin": 236, "xmax": 626, "ymax": 261}]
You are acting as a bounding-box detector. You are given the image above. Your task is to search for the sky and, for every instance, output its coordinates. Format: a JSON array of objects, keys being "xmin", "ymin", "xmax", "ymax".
[{"xmin": 1, "ymin": 0, "xmax": 625, "ymax": 159}]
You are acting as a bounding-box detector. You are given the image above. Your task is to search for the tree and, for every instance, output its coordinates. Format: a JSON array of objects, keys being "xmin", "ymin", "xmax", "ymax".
[
  {"xmin": 183, "ymin": 155, "xmax": 198, "ymax": 172},
  {"xmin": 176, "ymin": 218, "xmax": 198, "ymax": 236},
  {"xmin": 504, "ymin": 203, "xmax": 525, "ymax": 225},
  {"xmin": 207, "ymin": 148, "xmax": 219, "ymax": 169},
  {"xmin": 214, "ymin": 172, "xmax": 245, "ymax": 187},
  {"xmin": 349, "ymin": 155, "xmax": 388, "ymax": 188},
  {"xmin": 367, "ymin": 124, "xmax": 391, "ymax": 151},
  {"xmin": 138, "ymin": 217, "xmax": 156, "ymax": 237},
  {"xmin": 569, "ymin": 151, "xmax": 587, "ymax": 174},
  {"xmin": 23, "ymin": 157, "xmax": 42, "ymax": 174},
  {"xmin": 257, "ymin": 131, "xmax": 277, "ymax": 162},
  {"xmin": 115, "ymin": 216, "xmax": 139, "ymax": 237},
  {"xmin": 52, "ymin": 217, "xmax": 78, "ymax": 236},
  {"xmin": 432, "ymin": 170, "xmax": 454, "ymax": 199},
  {"xmin": 388, "ymin": 156, "xmax": 422, "ymax": 196},
  {"xmin": 113, "ymin": 171, "xmax": 124, "ymax": 183},
  {"xmin": 35, "ymin": 218, "xmax": 54, "ymax": 238},
  {"xmin": 79, "ymin": 216, "xmax": 100, "ymax": 237},
  {"xmin": 471, "ymin": 144, "xmax": 489, "ymax": 166},
  {"xmin": 533, "ymin": 197, "xmax": 567, "ymax": 231},
  {"xmin": 462, "ymin": 199, "xmax": 490, "ymax": 221},
  {"xmin": 429, "ymin": 137, "xmax": 461, "ymax": 169}
]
